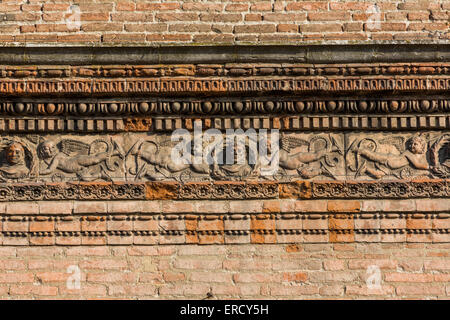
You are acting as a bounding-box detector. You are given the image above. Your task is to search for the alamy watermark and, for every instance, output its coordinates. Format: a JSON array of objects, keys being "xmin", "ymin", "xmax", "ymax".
[
  {"xmin": 66, "ymin": 265, "xmax": 82, "ymax": 290},
  {"xmin": 366, "ymin": 265, "xmax": 382, "ymax": 290},
  {"xmin": 64, "ymin": 4, "xmax": 81, "ymax": 30},
  {"xmin": 365, "ymin": 4, "xmax": 382, "ymax": 31},
  {"xmin": 171, "ymin": 121, "xmax": 280, "ymax": 176}
]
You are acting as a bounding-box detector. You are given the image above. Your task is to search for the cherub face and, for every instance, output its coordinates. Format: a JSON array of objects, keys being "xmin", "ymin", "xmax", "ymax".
[
  {"xmin": 6, "ymin": 143, "xmax": 25, "ymax": 165},
  {"xmin": 40, "ymin": 141, "xmax": 57, "ymax": 159},
  {"xmin": 409, "ymin": 137, "xmax": 426, "ymax": 155}
]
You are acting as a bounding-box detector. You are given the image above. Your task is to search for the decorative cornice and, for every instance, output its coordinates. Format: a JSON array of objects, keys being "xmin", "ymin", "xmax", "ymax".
[
  {"xmin": 0, "ymin": 45, "xmax": 448, "ymax": 205},
  {"xmin": 0, "ymin": 212, "xmax": 448, "ymax": 244},
  {"xmin": 1, "ymin": 115, "xmax": 449, "ymax": 133},
  {"xmin": 0, "ymin": 180, "xmax": 448, "ymax": 201},
  {"xmin": 1, "ymin": 77, "xmax": 448, "ymax": 97},
  {"xmin": 1, "ymin": 63, "xmax": 449, "ymax": 79},
  {"xmin": 2, "ymin": 213, "xmax": 449, "ymax": 220},
  {"xmin": 1, "ymin": 97, "xmax": 449, "ymax": 117},
  {"xmin": 1, "ymin": 45, "xmax": 448, "ymax": 65}
]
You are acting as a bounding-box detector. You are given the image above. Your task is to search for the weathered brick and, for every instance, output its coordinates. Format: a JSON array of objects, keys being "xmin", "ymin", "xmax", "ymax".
[
  {"xmin": 385, "ymin": 273, "xmax": 433, "ymax": 283},
  {"xmin": 74, "ymin": 202, "xmax": 107, "ymax": 214},
  {"xmin": 396, "ymin": 284, "xmax": 445, "ymax": 296},
  {"xmin": 6, "ymin": 202, "xmax": 39, "ymax": 215},
  {"xmin": 328, "ymin": 200, "xmax": 361, "ymax": 213}
]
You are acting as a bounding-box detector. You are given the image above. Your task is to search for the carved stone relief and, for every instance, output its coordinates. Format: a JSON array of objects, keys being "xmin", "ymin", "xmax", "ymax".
[
  {"xmin": 0, "ymin": 132, "xmax": 447, "ymax": 183},
  {"xmin": 346, "ymin": 133, "xmax": 450, "ymax": 180}
]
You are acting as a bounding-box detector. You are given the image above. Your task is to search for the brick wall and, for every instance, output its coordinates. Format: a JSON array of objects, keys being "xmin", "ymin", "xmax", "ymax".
[
  {"xmin": 0, "ymin": 244, "xmax": 448, "ymax": 299},
  {"xmin": 0, "ymin": 0, "xmax": 448, "ymax": 45},
  {"xmin": 2, "ymin": 198, "xmax": 449, "ymax": 245},
  {"xmin": 0, "ymin": 198, "xmax": 448, "ymax": 299},
  {"xmin": 0, "ymin": 1, "xmax": 449, "ymax": 301}
]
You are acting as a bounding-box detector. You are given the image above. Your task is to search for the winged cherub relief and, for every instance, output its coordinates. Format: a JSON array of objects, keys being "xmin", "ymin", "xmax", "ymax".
[
  {"xmin": 430, "ymin": 134, "xmax": 450, "ymax": 179},
  {"xmin": 38, "ymin": 138, "xmax": 124, "ymax": 182},
  {"xmin": 210, "ymin": 136, "xmax": 259, "ymax": 181},
  {"xmin": 347, "ymin": 135, "xmax": 430, "ymax": 180},
  {"xmin": 276, "ymin": 134, "xmax": 343, "ymax": 180},
  {"xmin": 127, "ymin": 138, "xmax": 211, "ymax": 181},
  {"xmin": 0, "ymin": 140, "xmax": 35, "ymax": 181}
]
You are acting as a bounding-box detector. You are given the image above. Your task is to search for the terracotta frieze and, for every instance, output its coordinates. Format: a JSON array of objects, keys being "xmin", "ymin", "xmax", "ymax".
[
  {"xmin": 0, "ymin": 97, "xmax": 449, "ymax": 117},
  {"xmin": 1, "ymin": 77, "xmax": 448, "ymax": 96}
]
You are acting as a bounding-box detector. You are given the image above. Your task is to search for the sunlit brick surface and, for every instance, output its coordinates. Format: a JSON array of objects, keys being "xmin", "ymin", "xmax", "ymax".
[
  {"xmin": 0, "ymin": 244, "xmax": 448, "ymax": 299},
  {"xmin": 0, "ymin": 0, "xmax": 447, "ymax": 45}
]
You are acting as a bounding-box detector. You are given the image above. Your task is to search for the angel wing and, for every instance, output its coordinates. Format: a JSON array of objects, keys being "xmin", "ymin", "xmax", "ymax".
[
  {"xmin": 280, "ymin": 135, "xmax": 309, "ymax": 152},
  {"xmin": 58, "ymin": 139, "xmax": 90, "ymax": 156},
  {"xmin": 25, "ymin": 135, "xmax": 41, "ymax": 145},
  {"xmin": 379, "ymin": 136, "xmax": 405, "ymax": 153}
]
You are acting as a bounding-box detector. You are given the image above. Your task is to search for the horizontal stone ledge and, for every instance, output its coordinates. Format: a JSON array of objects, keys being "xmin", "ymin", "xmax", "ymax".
[
  {"xmin": 0, "ymin": 229, "xmax": 447, "ymax": 245},
  {"xmin": 1, "ymin": 199, "xmax": 450, "ymax": 215},
  {"xmin": 1, "ymin": 44, "xmax": 449, "ymax": 65}
]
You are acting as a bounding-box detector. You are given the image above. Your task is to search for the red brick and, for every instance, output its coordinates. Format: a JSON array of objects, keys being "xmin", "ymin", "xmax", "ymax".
[
  {"xmin": 87, "ymin": 272, "xmax": 136, "ymax": 283},
  {"xmin": 173, "ymin": 258, "xmax": 221, "ymax": 270},
  {"xmin": 346, "ymin": 285, "xmax": 395, "ymax": 296},
  {"xmin": 81, "ymin": 217, "xmax": 106, "ymax": 232},
  {"xmin": 300, "ymin": 23, "xmax": 343, "ymax": 33},
  {"xmin": 328, "ymin": 200, "xmax": 361, "ymax": 213},
  {"xmin": 163, "ymin": 272, "xmax": 185, "ymax": 282},
  {"xmin": 348, "ymin": 259, "xmax": 397, "ymax": 270},
  {"xmin": 319, "ymin": 285, "xmax": 344, "ymax": 296},
  {"xmin": 234, "ymin": 24, "xmax": 277, "ymax": 34},
  {"xmin": 282, "ymin": 272, "xmax": 308, "ymax": 282},
  {"xmin": 229, "ymin": 200, "xmax": 262, "ymax": 213},
  {"xmin": 190, "ymin": 272, "xmax": 232, "ymax": 283},
  {"xmin": 162, "ymin": 201, "xmax": 195, "ymax": 214},
  {"xmin": 263, "ymin": 13, "xmax": 306, "ymax": 22},
  {"xmin": 56, "ymin": 219, "xmax": 80, "ymax": 232},
  {"xmin": 80, "ymin": 13, "xmax": 109, "ymax": 21},
  {"xmin": 156, "ymin": 13, "xmax": 198, "ymax": 22},
  {"xmin": 116, "ymin": 2, "xmax": 136, "ymax": 11},
  {"xmin": 396, "ymin": 284, "xmax": 445, "ymax": 296},
  {"xmin": 251, "ymin": 215, "xmax": 276, "ymax": 244},
  {"xmin": 200, "ymin": 13, "xmax": 242, "ymax": 23},
  {"xmin": 308, "ymin": 12, "xmax": 350, "ymax": 21},
  {"xmin": 329, "ymin": 2, "xmax": 372, "ymax": 11},
  {"xmin": 74, "ymin": 202, "xmax": 107, "ymax": 214},
  {"xmin": 0, "ymin": 273, "xmax": 34, "ymax": 283},
  {"xmin": 424, "ymin": 260, "xmax": 450, "ymax": 271},
  {"xmin": 251, "ymin": 3, "xmax": 272, "ymax": 12},
  {"xmin": 29, "ymin": 220, "xmax": 54, "ymax": 232},
  {"xmin": 270, "ymin": 284, "xmax": 319, "ymax": 296},
  {"xmin": 3, "ymin": 220, "xmax": 28, "ymax": 232},
  {"xmin": 277, "ymin": 24, "xmax": 298, "ymax": 33},
  {"xmin": 6, "ymin": 202, "xmax": 39, "ymax": 215},
  {"xmin": 323, "ymin": 259, "xmax": 346, "ymax": 271},
  {"xmin": 10, "ymin": 285, "xmax": 58, "ymax": 296},
  {"xmin": 286, "ymin": 2, "xmax": 328, "ymax": 11},
  {"xmin": 385, "ymin": 273, "xmax": 433, "ymax": 283},
  {"xmin": 234, "ymin": 273, "xmax": 282, "ymax": 283},
  {"xmin": 225, "ymin": 4, "xmax": 248, "ymax": 12}
]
